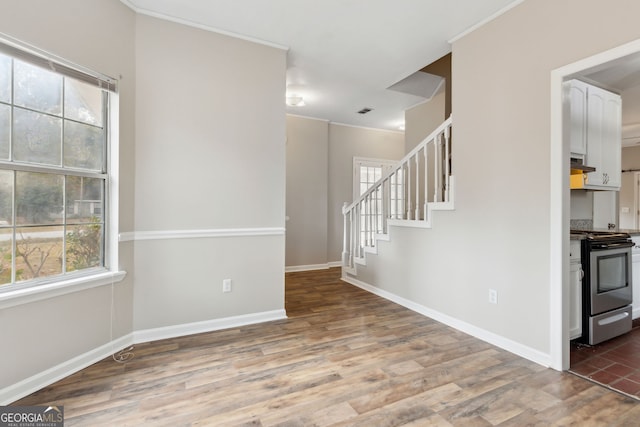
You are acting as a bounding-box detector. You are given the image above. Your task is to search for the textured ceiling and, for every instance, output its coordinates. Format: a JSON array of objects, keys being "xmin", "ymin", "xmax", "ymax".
[{"xmin": 122, "ymin": 0, "xmax": 523, "ymax": 131}]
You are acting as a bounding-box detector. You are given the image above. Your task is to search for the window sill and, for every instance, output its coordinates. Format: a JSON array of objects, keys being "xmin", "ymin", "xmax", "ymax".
[{"xmin": 0, "ymin": 270, "xmax": 127, "ymax": 309}]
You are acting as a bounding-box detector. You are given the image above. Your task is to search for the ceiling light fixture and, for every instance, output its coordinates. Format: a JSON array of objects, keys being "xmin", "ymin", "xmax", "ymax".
[
  {"xmin": 286, "ymin": 95, "xmax": 305, "ymax": 107},
  {"xmin": 286, "ymin": 84, "xmax": 306, "ymax": 107}
]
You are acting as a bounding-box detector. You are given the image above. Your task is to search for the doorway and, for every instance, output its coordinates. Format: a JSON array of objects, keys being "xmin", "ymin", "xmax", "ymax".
[{"xmin": 552, "ymin": 38, "xmax": 640, "ymax": 372}]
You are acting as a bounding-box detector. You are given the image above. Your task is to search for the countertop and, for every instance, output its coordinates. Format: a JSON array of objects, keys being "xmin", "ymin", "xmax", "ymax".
[
  {"xmin": 570, "ymin": 229, "xmax": 640, "ymax": 240},
  {"xmin": 618, "ymin": 229, "xmax": 640, "ymax": 236}
]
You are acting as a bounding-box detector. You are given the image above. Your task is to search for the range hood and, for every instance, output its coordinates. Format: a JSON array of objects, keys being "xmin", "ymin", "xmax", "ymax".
[
  {"xmin": 570, "ymin": 157, "xmax": 596, "ymax": 189},
  {"xmin": 570, "ymin": 157, "xmax": 596, "ymax": 175}
]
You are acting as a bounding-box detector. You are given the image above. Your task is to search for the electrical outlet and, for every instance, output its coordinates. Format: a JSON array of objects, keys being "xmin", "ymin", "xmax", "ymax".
[
  {"xmin": 489, "ymin": 289, "xmax": 498, "ymax": 304},
  {"xmin": 223, "ymin": 279, "xmax": 232, "ymax": 293}
]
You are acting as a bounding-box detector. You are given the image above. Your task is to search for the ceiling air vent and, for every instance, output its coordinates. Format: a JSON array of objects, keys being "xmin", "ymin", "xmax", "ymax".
[{"xmin": 357, "ymin": 107, "xmax": 373, "ymax": 114}]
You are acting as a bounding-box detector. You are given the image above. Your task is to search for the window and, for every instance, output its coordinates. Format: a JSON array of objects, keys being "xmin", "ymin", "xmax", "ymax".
[
  {"xmin": 0, "ymin": 40, "xmax": 117, "ymax": 292},
  {"xmin": 353, "ymin": 158, "xmax": 405, "ymax": 245}
]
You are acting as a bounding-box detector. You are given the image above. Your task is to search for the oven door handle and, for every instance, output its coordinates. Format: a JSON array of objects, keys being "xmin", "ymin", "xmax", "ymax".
[{"xmin": 598, "ymin": 311, "xmax": 629, "ymax": 326}]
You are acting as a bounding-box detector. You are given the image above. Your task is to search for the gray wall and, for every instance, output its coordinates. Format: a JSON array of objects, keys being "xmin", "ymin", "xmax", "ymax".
[
  {"xmin": 132, "ymin": 15, "xmax": 286, "ymax": 330},
  {"xmin": 348, "ymin": 0, "xmax": 640, "ymax": 360},
  {"xmin": 0, "ymin": 1, "xmax": 287, "ymax": 399},
  {"xmin": 0, "ymin": 0, "xmax": 136, "ymax": 391},
  {"xmin": 404, "ymin": 87, "xmax": 446, "ymax": 153},
  {"xmin": 327, "ymin": 124, "xmax": 404, "ymax": 263},
  {"xmin": 286, "ymin": 116, "xmax": 329, "ymax": 267},
  {"xmin": 285, "ymin": 116, "xmax": 404, "ymax": 268}
]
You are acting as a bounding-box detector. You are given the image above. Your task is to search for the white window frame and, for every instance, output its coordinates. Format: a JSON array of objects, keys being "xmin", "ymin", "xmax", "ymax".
[
  {"xmin": 353, "ymin": 157, "xmax": 397, "ymax": 201},
  {"xmin": 0, "ymin": 36, "xmax": 125, "ymax": 309},
  {"xmin": 353, "ymin": 157, "xmax": 405, "ymax": 242}
]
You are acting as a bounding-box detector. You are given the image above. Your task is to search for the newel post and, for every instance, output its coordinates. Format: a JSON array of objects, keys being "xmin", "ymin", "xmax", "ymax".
[{"xmin": 342, "ymin": 202, "xmax": 350, "ymax": 266}]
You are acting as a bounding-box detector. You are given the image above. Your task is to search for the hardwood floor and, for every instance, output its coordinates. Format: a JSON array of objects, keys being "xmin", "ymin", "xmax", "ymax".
[{"xmin": 12, "ymin": 268, "xmax": 640, "ymax": 426}]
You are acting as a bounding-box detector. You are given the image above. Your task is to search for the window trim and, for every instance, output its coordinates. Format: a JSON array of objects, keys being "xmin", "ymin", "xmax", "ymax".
[
  {"xmin": 352, "ymin": 157, "xmax": 398, "ymax": 201},
  {"xmin": 0, "ymin": 36, "xmax": 124, "ymax": 304},
  {"xmin": 0, "ymin": 34, "xmax": 117, "ymax": 91},
  {"xmin": 0, "ymin": 269, "xmax": 126, "ymax": 309}
]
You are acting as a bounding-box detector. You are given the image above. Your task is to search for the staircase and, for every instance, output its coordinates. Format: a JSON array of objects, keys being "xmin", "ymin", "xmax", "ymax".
[{"xmin": 342, "ymin": 117, "xmax": 454, "ymax": 274}]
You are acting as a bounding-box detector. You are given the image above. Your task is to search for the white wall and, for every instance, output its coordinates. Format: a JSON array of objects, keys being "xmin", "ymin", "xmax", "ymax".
[
  {"xmin": 592, "ymin": 191, "xmax": 618, "ymax": 229},
  {"xmin": 132, "ymin": 15, "xmax": 287, "ymax": 330},
  {"xmin": 620, "ymin": 145, "xmax": 640, "ymax": 228},
  {"xmin": 347, "ymin": 0, "xmax": 640, "ymax": 364},
  {"xmin": 570, "ymin": 191, "xmax": 593, "ymax": 221},
  {"xmin": 0, "ymin": 0, "xmax": 136, "ymax": 395}
]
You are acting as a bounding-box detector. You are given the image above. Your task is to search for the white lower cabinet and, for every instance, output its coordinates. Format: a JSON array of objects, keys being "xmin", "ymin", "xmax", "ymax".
[
  {"xmin": 569, "ymin": 263, "xmax": 583, "ymax": 340},
  {"xmin": 569, "ymin": 241, "xmax": 582, "ymax": 340},
  {"xmin": 632, "ymin": 237, "xmax": 640, "ymax": 320}
]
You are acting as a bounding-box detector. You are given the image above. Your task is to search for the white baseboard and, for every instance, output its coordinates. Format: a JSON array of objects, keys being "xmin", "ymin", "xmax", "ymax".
[
  {"xmin": 133, "ymin": 309, "xmax": 287, "ymax": 344},
  {"xmin": 285, "ymin": 262, "xmax": 341, "ymax": 272},
  {"xmin": 3, "ymin": 309, "xmax": 288, "ymax": 405},
  {"xmin": 285, "ymin": 264, "xmax": 329, "ymax": 272},
  {"xmin": 1, "ymin": 333, "xmax": 134, "ymax": 405},
  {"xmin": 354, "ymin": 256, "xmax": 366, "ymax": 266},
  {"xmin": 341, "ymin": 275, "xmax": 552, "ymax": 368}
]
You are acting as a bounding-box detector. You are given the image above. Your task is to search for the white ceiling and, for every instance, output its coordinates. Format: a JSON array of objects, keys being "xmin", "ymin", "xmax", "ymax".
[{"xmin": 122, "ymin": 0, "xmax": 522, "ymax": 131}]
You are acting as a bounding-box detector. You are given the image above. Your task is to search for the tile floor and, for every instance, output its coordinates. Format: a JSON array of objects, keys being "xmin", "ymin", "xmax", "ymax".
[{"xmin": 570, "ymin": 319, "xmax": 640, "ymax": 399}]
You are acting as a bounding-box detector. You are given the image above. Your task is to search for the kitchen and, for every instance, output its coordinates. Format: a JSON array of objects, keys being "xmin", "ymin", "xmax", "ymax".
[{"xmin": 567, "ymin": 52, "xmax": 640, "ymax": 398}]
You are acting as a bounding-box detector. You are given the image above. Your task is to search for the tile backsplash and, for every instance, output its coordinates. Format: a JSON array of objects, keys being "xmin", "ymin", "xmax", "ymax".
[{"xmin": 570, "ymin": 219, "xmax": 593, "ymax": 230}]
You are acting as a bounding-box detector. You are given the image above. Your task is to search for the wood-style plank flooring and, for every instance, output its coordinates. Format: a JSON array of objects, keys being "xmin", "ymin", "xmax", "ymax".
[{"xmin": 12, "ymin": 268, "xmax": 640, "ymax": 425}]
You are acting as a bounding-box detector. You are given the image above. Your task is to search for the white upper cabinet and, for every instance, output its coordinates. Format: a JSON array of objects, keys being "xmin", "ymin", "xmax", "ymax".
[
  {"xmin": 567, "ymin": 80, "xmax": 588, "ymax": 157},
  {"xmin": 600, "ymin": 90, "xmax": 622, "ymax": 188},
  {"xmin": 566, "ymin": 80, "xmax": 622, "ymax": 190}
]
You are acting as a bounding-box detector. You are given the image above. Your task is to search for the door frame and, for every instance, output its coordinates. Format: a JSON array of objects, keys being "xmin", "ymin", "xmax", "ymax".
[
  {"xmin": 635, "ymin": 172, "xmax": 640, "ymax": 229},
  {"xmin": 550, "ymin": 38, "xmax": 640, "ymax": 371}
]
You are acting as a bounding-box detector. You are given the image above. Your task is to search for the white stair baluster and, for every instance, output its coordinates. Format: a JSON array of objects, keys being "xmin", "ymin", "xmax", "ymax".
[
  {"xmin": 374, "ymin": 186, "xmax": 379, "ymax": 236},
  {"xmin": 414, "ymin": 154, "xmax": 420, "ymax": 220},
  {"xmin": 341, "ymin": 117, "xmax": 452, "ymax": 273},
  {"xmin": 342, "ymin": 202, "xmax": 349, "ymax": 266},
  {"xmin": 434, "ymin": 133, "xmax": 440, "ymax": 203},
  {"xmin": 381, "ymin": 179, "xmax": 387, "ymax": 233},
  {"xmin": 407, "ymin": 160, "xmax": 412, "ymax": 220},
  {"xmin": 355, "ymin": 202, "xmax": 360, "ymax": 257},
  {"xmin": 423, "ymin": 145, "xmax": 428, "ymax": 220},
  {"xmin": 444, "ymin": 125, "xmax": 451, "ymax": 202},
  {"xmin": 366, "ymin": 194, "xmax": 372, "ymax": 246}
]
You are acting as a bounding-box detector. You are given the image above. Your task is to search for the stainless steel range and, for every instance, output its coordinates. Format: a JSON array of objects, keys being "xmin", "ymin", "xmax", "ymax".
[{"xmin": 573, "ymin": 230, "xmax": 634, "ymax": 345}]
